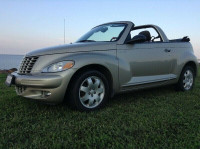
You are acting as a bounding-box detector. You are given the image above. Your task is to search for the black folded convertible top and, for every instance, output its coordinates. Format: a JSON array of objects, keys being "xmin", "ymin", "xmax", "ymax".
[{"xmin": 169, "ymin": 36, "xmax": 190, "ymax": 42}]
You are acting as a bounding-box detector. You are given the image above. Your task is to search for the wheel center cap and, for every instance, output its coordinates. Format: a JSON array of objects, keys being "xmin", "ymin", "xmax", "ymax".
[{"xmin": 90, "ymin": 90, "xmax": 95, "ymax": 94}]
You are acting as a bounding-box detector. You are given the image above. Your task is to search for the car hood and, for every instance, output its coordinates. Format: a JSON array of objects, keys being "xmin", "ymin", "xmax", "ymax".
[{"xmin": 27, "ymin": 42, "xmax": 116, "ymax": 56}]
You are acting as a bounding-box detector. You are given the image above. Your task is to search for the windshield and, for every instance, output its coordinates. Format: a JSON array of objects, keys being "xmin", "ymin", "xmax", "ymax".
[{"xmin": 76, "ymin": 23, "xmax": 127, "ymax": 42}]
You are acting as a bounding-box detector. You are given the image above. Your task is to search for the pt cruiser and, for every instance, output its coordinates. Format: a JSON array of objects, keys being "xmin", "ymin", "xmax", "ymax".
[{"xmin": 6, "ymin": 21, "xmax": 198, "ymax": 111}]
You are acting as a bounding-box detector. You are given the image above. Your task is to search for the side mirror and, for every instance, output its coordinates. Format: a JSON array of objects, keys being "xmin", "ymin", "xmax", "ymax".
[{"xmin": 126, "ymin": 35, "xmax": 146, "ymax": 44}]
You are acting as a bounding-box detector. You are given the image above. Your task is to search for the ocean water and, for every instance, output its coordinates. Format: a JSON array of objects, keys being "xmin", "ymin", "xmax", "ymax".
[{"xmin": 0, "ymin": 54, "xmax": 24, "ymax": 70}]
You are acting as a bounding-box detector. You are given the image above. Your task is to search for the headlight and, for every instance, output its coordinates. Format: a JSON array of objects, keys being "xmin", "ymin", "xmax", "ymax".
[{"xmin": 42, "ymin": 61, "xmax": 74, "ymax": 73}]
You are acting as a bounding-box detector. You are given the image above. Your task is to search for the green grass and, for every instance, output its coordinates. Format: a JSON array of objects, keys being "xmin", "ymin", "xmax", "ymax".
[{"xmin": 0, "ymin": 70, "xmax": 200, "ymax": 149}]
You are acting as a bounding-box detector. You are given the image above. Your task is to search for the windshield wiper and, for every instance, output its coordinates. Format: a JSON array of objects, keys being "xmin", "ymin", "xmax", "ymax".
[{"xmin": 78, "ymin": 40, "xmax": 96, "ymax": 42}]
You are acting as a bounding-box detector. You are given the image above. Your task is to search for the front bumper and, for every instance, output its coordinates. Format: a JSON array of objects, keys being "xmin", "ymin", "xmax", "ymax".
[
  {"xmin": 14, "ymin": 72, "xmax": 62, "ymax": 88},
  {"xmin": 11, "ymin": 70, "xmax": 75, "ymax": 103}
]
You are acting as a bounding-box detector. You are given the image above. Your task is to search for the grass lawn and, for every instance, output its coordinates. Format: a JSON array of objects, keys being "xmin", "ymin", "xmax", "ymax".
[{"xmin": 0, "ymin": 71, "xmax": 200, "ymax": 149}]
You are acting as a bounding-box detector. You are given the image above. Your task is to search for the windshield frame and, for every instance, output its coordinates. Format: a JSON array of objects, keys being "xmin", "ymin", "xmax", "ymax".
[{"xmin": 76, "ymin": 23, "xmax": 128, "ymax": 43}]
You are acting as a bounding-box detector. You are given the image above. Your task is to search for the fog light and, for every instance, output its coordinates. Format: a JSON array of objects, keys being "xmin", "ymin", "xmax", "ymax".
[{"xmin": 42, "ymin": 91, "xmax": 51, "ymax": 97}]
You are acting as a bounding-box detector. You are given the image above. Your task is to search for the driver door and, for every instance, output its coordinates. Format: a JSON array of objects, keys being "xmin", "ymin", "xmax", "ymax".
[{"xmin": 117, "ymin": 28, "xmax": 174, "ymax": 88}]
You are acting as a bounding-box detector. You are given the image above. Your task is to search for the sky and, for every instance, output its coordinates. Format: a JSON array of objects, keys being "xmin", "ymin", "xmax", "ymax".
[{"xmin": 0, "ymin": 0, "xmax": 200, "ymax": 58}]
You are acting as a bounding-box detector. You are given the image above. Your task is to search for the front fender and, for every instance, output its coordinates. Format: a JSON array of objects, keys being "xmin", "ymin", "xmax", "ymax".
[{"xmin": 64, "ymin": 51, "xmax": 119, "ymax": 92}]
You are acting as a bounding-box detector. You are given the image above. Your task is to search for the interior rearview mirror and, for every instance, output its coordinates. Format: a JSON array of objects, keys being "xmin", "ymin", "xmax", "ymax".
[
  {"xmin": 126, "ymin": 35, "xmax": 146, "ymax": 44},
  {"xmin": 95, "ymin": 27, "xmax": 108, "ymax": 33}
]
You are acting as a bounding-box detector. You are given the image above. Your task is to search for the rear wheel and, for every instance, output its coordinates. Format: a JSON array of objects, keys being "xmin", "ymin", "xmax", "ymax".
[
  {"xmin": 68, "ymin": 70, "xmax": 109, "ymax": 111},
  {"xmin": 176, "ymin": 66, "xmax": 195, "ymax": 91}
]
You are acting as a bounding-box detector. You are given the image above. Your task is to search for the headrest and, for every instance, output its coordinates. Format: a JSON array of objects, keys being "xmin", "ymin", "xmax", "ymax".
[{"xmin": 139, "ymin": 31, "xmax": 151, "ymax": 41}]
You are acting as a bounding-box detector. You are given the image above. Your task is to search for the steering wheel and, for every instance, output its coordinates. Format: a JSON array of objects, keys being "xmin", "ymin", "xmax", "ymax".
[{"xmin": 110, "ymin": 37, "xmax": 118, "ymax": 42}]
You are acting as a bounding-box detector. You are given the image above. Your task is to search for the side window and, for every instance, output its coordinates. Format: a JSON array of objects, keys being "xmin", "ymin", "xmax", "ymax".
[{"xmin": 130, "ymin": 27, "xmax": 162, "ymax": 42}]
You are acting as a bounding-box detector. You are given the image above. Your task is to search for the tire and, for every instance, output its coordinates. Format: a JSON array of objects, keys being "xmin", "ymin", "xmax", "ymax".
[
  {"xmin": 68, "ymin": 70, "xmax": 109, "ymax": 111},
  {"xmin": 176, "ymin": 66, "xmax": 195, "ymax": 91}
]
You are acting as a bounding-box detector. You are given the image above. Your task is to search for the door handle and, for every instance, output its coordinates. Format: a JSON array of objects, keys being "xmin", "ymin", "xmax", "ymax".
[{"xmin": 164, "ymin": 49, "xmax": 171, "ymax": 52}]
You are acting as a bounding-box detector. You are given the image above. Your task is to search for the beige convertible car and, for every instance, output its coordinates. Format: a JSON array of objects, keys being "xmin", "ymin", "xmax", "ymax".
[{"xmin": 6, "ymin": 21, "xmax": 198, "ymax": 111}]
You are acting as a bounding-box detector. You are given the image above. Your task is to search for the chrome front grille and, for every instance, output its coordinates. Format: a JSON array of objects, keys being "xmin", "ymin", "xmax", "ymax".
[{"xmin": 18, "ymin": 56, "xmax": 38, "ymax": 74}]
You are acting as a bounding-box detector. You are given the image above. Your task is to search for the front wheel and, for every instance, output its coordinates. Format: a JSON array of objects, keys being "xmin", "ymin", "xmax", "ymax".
[
  {"xmin": 176, "ymin": 66, "xmax": 195, "ymax": 91},
  {"xmin": 68, "ymin": 70, "xmax": 109, "ymax": 111}
]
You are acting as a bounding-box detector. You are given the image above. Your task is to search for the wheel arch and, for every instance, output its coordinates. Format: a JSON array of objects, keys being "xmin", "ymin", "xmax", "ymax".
[
  {"xmin": 66, "ymin": 64, "xmax": 114, "ymax": 98},
  {"xmin": 183, "ymin": 61, "xmax": 198, "ymax": 77}
]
